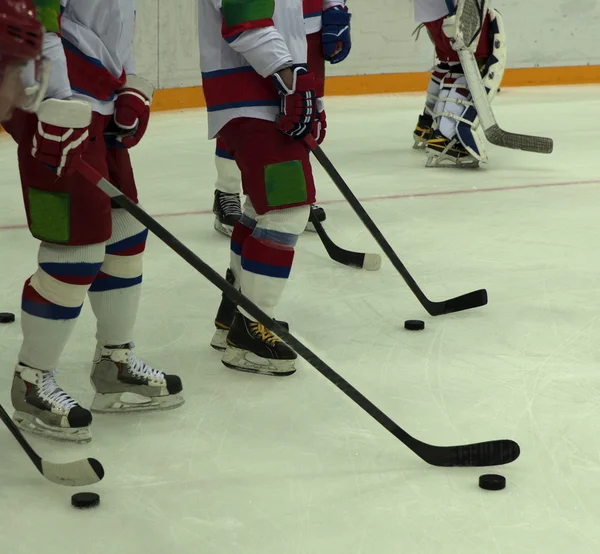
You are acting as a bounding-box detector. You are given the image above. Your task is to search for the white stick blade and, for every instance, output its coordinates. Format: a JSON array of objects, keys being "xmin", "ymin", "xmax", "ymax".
[{"xmin": 41, "ymin": 457, "xmax": 104, "ymax": 487}]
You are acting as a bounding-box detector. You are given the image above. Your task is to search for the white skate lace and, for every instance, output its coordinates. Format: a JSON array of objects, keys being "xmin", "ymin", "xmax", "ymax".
[
  {"xmin": 218, "ymin": 192, "xmax": 242, "ymax": 217},
  {"xmin": 128, "ymin": 354, "xmax": 165, "ymax": 383},
  {"xmin": 38, "ymin": 370, "xmax": 78, "ymax": 410}
]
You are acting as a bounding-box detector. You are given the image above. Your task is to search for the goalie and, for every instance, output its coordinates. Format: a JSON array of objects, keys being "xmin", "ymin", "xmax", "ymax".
[{"xmin": 413, "ymin": 0, "xmax": 506, "ymax": 168}]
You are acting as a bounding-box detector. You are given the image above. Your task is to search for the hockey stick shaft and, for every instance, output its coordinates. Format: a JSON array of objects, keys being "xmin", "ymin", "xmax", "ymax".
[
  {"xmin": 305, "ymin": 137, "xmax": 488, "ymax": 315},
  {"xmin": 76, "ymin": 161, "xmax": 518, "ymax": 467},
  {"xmin": 309, "ymin": 207, "xmax": 381, "ymax": 271}
]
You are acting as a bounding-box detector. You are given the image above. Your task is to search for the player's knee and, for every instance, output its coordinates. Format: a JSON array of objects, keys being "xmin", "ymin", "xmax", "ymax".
[{"xmin": 254, "ymin": 205, "xmax": 310, "ymax": 245}]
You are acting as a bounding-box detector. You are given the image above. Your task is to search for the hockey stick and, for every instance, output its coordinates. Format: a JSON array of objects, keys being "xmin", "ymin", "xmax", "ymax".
[
  {"xmin": 0, "ymin": 403, "xmax": 104, "ymax": 486},
  {"xmin": 459, "ymin": 50, "xmax": 553, "ymax": 154},
  {"xmin": 75, "ymin": 161, "xmax": 519, "ymax": 467},
  {"xmin": 455, "ymin": 0, "xmax": 552, "ymax": 153},
  {"xmin": 309, "ymin": 206, "xmax": 381, "ymax": 271},
  {"xmin": 305, "ymin": 136, "xmax": 488, "ymax": 315}
]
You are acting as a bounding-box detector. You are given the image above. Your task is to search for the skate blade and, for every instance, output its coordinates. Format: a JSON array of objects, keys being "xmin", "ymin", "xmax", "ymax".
[
  {"xmin": 214, "ymin": 218, "xmax": 233, "ymax": 237},
  {"xmin": 210, "ymin": 329, "xmax": 228, "ymax": 351},
  {"xmin": 13, "ymin": 412, "xmax": 92, "ymax": 444},
  {"xmin": 221, "ymin": 347, "xmax": 296, "ymax": 377},
  {"xmin": 90, "ymin": 392, "xmax": 185, "ymax": 414},
  {"xmin": 425, "ymin": 151, "xmax": 480, "ymax": 169}
]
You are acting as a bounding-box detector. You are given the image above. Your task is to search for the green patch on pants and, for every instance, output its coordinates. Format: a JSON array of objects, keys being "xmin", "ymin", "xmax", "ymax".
[
  {"xmin": 28, "ymin": 188, "xmax": 70, "ymax": 243},
  {"xmin": 264, "ymin": 161, "xmax": 307, "ymax": 208}
]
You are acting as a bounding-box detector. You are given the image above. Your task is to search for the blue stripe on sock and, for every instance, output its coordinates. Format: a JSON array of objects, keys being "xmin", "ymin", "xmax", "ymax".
[
  {"xmin": 252, "ymin": 227, "xmax": 299, "ymax": 247},
  {"xmin": 88, "ymin": 275, "xmax": 143, "ymax": 292},
  {"xmin": 231, "ymin": 240, "xmax": 242, "ymax": 256},
  {"xmin": 22, "ymin": 298, "xmax": 82, "ymax": 320},
  {"xmin": 39, "ymin": 262, "xmax": 103, "ymax": 277},
  {"xmin": 241, "ymin": 258, "xmax": 291, "ymax": 279},
  {"xmin": 215, "ymin": 147, "xmax": 235, "ymax": 160},
  {"xmin": 105, "ymin": 229, "xmax": 149, "ymax": 255}
]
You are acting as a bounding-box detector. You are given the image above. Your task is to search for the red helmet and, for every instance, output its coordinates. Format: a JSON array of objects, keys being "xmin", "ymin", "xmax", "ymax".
[{"xmin": 0, "ymin": 0, "xmax": 43, "ymax": 64}]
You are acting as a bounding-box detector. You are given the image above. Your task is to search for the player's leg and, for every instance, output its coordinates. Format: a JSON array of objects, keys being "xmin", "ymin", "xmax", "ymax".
[
  {"xmin": 413, "ymin": 62, "xmax": 451, "ymax": 149},
  {"xmin": 214, "ymin": 118, "xmax": 314, "ymax": 376},
  {"xmin": 424, "ymin": 10, "xmax": 505, "ymax": 167},
  {"xmin": 10, "ymin": 113, "xmax": 112, "ymax": 443},
  {"xmin": 88, "ymin": 132, "xmax": 184, "ymax": 413},
  {"xmin": 213, "ymin": 137, "xmax": 242, "ymax": 236}
]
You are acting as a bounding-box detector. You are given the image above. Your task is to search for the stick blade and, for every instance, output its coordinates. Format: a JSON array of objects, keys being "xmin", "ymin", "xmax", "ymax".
[
  {"xmin": 41, "ymin": 457, "xmax": 105, "ymax": 487},
  {"xmin": 485, "ymin": 124, "xmax": 554, "ymax": 154},
  {"xmin": 429, "ymin": 439, "xmax": 521, "ymax": 467},
  {"xmin": 441, "ymin": 289, "xmax": 488, "ymax": 315}
]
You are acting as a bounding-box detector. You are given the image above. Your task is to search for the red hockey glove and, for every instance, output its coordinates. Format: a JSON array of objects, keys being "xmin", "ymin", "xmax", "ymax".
[
  {"xmin": 273, "ymin": 67, "xmax": 316, "ymax": 140},
  {"xmin": 31, "ymin": 98, "xmax": 92, "ymax": 177},
  {"xmin": 113, "ymin": 75, "xmax": 154, "ymax": 148},
  {"xmin": 312, "ymin": 98, "xmax": 327, "ymax": 144}
]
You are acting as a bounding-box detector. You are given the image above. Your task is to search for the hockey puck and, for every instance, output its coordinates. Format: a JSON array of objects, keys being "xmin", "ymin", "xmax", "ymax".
[
  {"xmin": 0, "ymin": 312, "xmax": 15, "ymax": 324},
  {"xmin": 404, "ymin": 320, "xmax": 425, "ymax": 331},
  {"xmin": 478, "ymin": 474, "xmax": 506, "ymax": 491},
  {"xmin": 71, "ymin": 492, "xmax": 100, "ymax": 509}
]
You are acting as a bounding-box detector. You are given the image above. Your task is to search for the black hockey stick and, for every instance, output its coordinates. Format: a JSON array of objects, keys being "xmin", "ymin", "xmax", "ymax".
[
  {"xmin": 0, "ymin": 403, "xmax": 104, "ymax": 486},
  {"xmin": 305, "ymin": 136, "xmax": 488, "ymax": 316},
  {"xmin": 76, "ymin": 161, "xmax": 519, "ymax": 468},
  {"xmin": 309, "ymin": 206, "xmax": 381, "ymax": 271}
]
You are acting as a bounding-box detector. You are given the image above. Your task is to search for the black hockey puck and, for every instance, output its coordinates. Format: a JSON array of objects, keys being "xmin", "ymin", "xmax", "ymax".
[
  {"xmin": 71, "ymin": 492, "xmax": 100, "ymax": 509},
  {"xmin": 0, "ymin": 312, "xmax": 15, "ymax": 324},
  {"xmin": 478, "ymin": 474, "xmax": 506, "ymax": 491},
  {"xmin": 404, "ymin": 320, "xmax": 425, "ymax": 331}
]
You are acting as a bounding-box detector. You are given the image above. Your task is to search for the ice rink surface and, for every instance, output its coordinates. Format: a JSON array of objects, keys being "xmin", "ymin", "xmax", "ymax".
[{"xmin": 1, "ymin": 85, "xmax": 599, "ymax": 554}]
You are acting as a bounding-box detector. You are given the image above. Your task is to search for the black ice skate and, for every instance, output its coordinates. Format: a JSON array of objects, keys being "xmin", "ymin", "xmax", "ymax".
[
  {"xmin": 413, "ymin": 112, "xmax": 434, "ymax": 149},
  {"xmin": 11, "ymin": 364, "xmax": 92, "ymax": 443},
  {"xmin": 425, "ymin": 130, "xmax": 479, "ymax": 168},
  {"xmin": 305, "ymin": 204, "xmax": 326, "ymax": 232},
  {"xmin": 221, "ymin": 312, "xmax": 297, "ymax": 376},
  {"xmin": 90, "ymin": 343, "xmax": 184, "ymax": 413},
  {"xmin": 213, "ymin": 190, "xmax": 242, "ymax": 236}
]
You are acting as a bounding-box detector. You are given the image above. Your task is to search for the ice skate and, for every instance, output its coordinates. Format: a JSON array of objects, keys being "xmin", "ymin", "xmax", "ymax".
[
  {"xmin": 11, "ymin": 364, "xmax": 92, "ymax": 443},
  {"xmin": 425, "ymin": 130, "xmax": 479, "ymax": 168},
  {"xmin": 304, "ymin": 204, "xmax": 326, "ymax": 233},
  {"xmin": 213, "ymin": 190, "xmax": 242, "ymax": 236},
  {"xmin": 413, "ymin": 112, "xmax": 434, "ymax": 149},
  {"xmin": 90, "ymin": 343, "xmax": 184, "ymax": 413},
  {"xmin": 222, "ymin": 312, "xmax": 296, "ymax": 376}
]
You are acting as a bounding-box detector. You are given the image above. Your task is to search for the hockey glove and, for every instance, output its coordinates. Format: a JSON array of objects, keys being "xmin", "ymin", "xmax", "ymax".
[
  {"xmin": 32, "ymin": 98, "xmax": 92, "ymax": 177},
  {"xmin": 273, "ymin": 67, "xmax": 316, "ymax": 140},
  {"xmin": 113, "ymin": 75, "xmax": 154, "ymax": 148},
  {"xmin": 322, "ymin": 6, "xmax": 352, "ymax": 64},
  {"xmin": 313, "ymin": 98, "xmax": 327, "ymax": 145}
]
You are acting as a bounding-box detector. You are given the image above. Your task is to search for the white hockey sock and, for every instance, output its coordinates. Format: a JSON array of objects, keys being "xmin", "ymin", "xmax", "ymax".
[
  {"xmin": 19, "ymin": 242, "xmax": 105, "ymax": 371},
  {"xmin": 88, "ymin": 209, "xmax": 147, "ymax": 347}
]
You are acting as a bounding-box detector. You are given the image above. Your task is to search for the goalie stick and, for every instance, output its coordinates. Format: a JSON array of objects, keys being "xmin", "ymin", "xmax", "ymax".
[
  {"xmin": 310, "ymin": 206, "xmax": 381, "ymax": 271},
  {"xmin": 455, "ymin": 0, "xmax": 553, "ymax": 153},
  {"xmin": 75, "ymin": 160, "xmax": 519, "ymax": 468},
  {"xmin": 0, "ymin": 403, "xmax": 104, "ymax": 486},
  {"xmin": 305, "ymin": 136, "xmax": 488, "ymax": 316}
]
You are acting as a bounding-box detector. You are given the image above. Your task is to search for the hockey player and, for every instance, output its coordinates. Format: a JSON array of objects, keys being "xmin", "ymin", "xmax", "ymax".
[
  {"xmin": 209, "ymin": 0, "xmax": 351, "ymax": 236},
  {"xmin": 4, "ymin": 0, "xmax": 184, "ymax": 443},
  {"xmin": 0, "ymin": 0, "xmax": 45, "ymax": 122},
  {"xmin": 412, "ymin": 0, "xmax": 506, "ymax": 168},
  {"xmin": 199, "ymin": 0, "xmax": 322, "ymax": 376}
]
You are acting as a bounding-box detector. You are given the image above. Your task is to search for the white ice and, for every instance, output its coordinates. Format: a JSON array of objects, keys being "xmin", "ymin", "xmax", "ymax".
[{"xmin": 1, "ymin": 85, "xmax": 599, "ymax": 554}]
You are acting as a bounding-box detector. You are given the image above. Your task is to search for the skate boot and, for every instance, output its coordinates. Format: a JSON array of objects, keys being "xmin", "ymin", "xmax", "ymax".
[
  {"xmin": 222, "ymin": 312, "xmax": 296, "ymax": 376},
  {"xmin": 11, "ymin": 364, "xmax": 92, "ymax": 443},
  {"xmin": 413, "ymin": 112, "xmax": 434, "ymax": 149},
  {"xmin": 213, "ymin": 190, "xmax": 242, "ymax": 236},
  {"xmin": 425, "ymin": 130, "xmax": 479, "ymax": 168},
  {"xmin": 305, "ymin": 204, "xmax": 326, "ymax": 232},
  {"xmin": 210, "ymin": 268, "xmax": 238, "ymax": 351},
  {"xmin": 90, "ymin": 343, "xmax": 184, "ymax": 413}
]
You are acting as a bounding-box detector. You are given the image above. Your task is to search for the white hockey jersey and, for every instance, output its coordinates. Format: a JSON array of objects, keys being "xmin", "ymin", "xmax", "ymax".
[
  {"xmin": 414, "ymin": 0, "xmax": 493, "ymax": 23},
  {"xmin": 198, "ymin": 0, "xmax": 307, "ymax": 139},
  {"xmin": 41, "ymin": 0, "xmax": 136, "ymax": 115}
]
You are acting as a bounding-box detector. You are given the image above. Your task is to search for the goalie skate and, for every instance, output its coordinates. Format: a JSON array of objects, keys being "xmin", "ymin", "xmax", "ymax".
[
  {"xmin": 413, "ymin": 112, "xmax": 434, "ymax": 149},
  {"xmin": 425, "ymin": 130, "xmax": 479, "ymax": 168},
  {"xmin": 90, "ymin": 344, "xmax": 184, "ymax": 413},
  {"xmin": 11, "ymin": 364, "xmax": 92, "ymax": 443}
]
